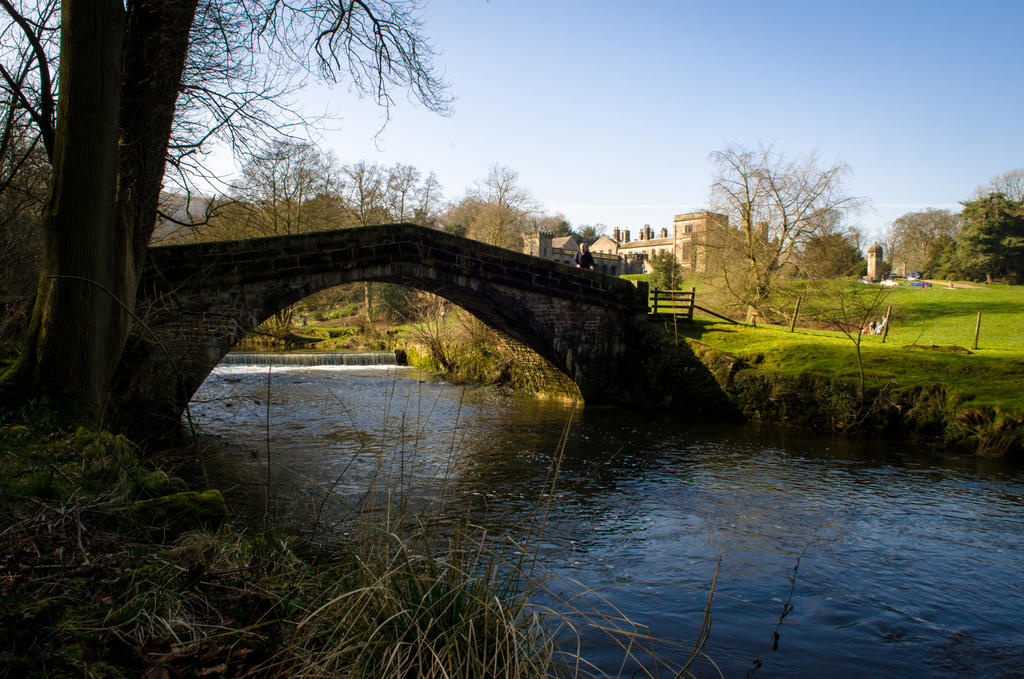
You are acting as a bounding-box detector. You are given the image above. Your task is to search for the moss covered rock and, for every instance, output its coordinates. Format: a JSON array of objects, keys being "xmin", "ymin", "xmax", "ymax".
[
  {"xmin": 127, "ymin": 489, "xmax": 227, "ymax": 538},
  {"xmin": 135, "ymin": 471, "xmax": 189, "ymax": 499}
]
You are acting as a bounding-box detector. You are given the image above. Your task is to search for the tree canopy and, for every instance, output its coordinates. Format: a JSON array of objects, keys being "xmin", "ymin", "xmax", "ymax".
[
  {"xmin": 951, "ymin": 193, "xmax": 1024, "ymax": 283},
  {"xmin": 446, "ymin": 165, "xmax": 538, "ymax": 249},
  {"xmin": 976, "ymin": 168, "xmax": 1024, "ymax": 204},
  {"xmin": 648, "ymin": 250, "xmax": 682, "ymax": 290},
  {"xmin": 800, "ymin": 231, "xmax": 865, "ymax": 278},
  {"xmin": 884, "ymin": 208, "xmax": 960, "ymax": 276}
]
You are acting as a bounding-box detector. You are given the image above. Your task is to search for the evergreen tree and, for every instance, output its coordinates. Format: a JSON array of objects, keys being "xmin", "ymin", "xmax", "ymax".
[
  {"xmin": 954, "ymin": 193, "xmax": 1024, "ymax": 282},
  {"xmin": 649, "ymin": 250, "xmax": 682, "ymax": 290},
  {"xmin": 923, "ymin": 234, "xmax": 959, "ymax": 278},
  {"xmin": 800, "ymin": 232, "xmax": 865, "ymax": 278}
]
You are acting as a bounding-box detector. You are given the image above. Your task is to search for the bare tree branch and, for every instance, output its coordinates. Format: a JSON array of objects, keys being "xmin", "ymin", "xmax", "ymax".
[
  {"xmin": 0, "ymin": 0, "xmax": 58, "ymax": 157},
  {"xmin": 709, "ymin": 143, "xmax": 866, "ymax": 318}
]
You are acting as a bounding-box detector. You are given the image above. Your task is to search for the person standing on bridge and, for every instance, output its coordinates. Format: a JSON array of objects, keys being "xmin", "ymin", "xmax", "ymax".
[{"xmin": 574, "ymin": 241, "xmax": 595, "ymax": 270}]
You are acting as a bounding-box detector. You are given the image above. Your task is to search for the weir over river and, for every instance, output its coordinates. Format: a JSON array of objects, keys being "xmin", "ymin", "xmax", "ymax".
[
  {"xmin": 186, "ymin": 355, "xmax": 1024, "ymax": 678},
  {"xmin": 217, "ymin": 350, "xmax": 404, "ymax": 367}
]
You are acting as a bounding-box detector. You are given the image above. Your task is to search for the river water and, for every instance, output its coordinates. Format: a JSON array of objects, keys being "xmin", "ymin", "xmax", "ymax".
[{"xmin": 187, "ymin": 360, "xmax": 1024, "ymax": 678}]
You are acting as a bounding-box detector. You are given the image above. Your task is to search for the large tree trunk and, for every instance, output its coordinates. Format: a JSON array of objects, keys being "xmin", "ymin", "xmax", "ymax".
[
  {"xmin": 8, "ymin": 0, "xmax": 198, "ymax": 425},
  {"xmin": 118, "ymin": 0, "xmax": 200, "ymax": 261},
  {"xmin": 17, "ymin": 0, "xmax": 126, "ymax": 420},
  {"xmin": 107, "ymin": 0, "xmax": 199, "ymax": 433}
]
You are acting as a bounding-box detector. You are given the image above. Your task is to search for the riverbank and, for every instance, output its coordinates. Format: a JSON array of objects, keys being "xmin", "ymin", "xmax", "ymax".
[
  {"xmin": 4, "ymin": 350, "xmax": 1022, "ymax": 676},
  {"xmin": 675, "ymin": 320, "xmax": 1024, "ymax": 459}
]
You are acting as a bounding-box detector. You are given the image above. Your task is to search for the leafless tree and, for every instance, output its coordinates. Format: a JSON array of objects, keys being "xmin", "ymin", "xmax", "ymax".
[
  {"xmin": 0, "ymin": 0, "xmax": 56, "ymax": 342},
  {"xmin": 0, "ymin": 0, "xmax": 58, "ymax": 161},
  {"xmin": 229, "ymin": 138, "xmax": 342, "ymax": 237},
  {"xmin": 167, "ymin": 1, "xmax": 452, "ymax": 203},
  {"xmin": 385, "ymin": 163, "xmax": 421, "ymax": 223},
  {"xmin": 802, "ymin": 279, "xmax": 892, "ymax": 404},
  {"xmin": 399, "ymin": 289, "xmax": 455, "ymax": 371},
  {"xmin": 440, "ymin": 195, "xmax": 484, "ymax": 237},
  {"xmin": 340, "ymin": 160, "xmax": 391, "ymax": 325},
  {"xmin": 375, "ymin": 163, "xmax": 444, "ymax": 227},
  {"xmin": 976, "ymin": 168, "xmax": 1024, "ymax": 203},
  {"xmin": 409, "ymin": 169, "xmax": 444, "ymax": 227},
  {"xmin": 708, "ymin": 143, "xmax": 864, "ymax": 320},
  {"xmin": 464, "ymin": 164, "xmax": 538, "ymax": 249},
  {"xmin": 342, "ymin": 159, "xmax": 389, "ymax": 226},
  {"xmin": 521, "ymin": 213, "xmax": 571, "ymax": 236},
  {"xmin": 883, "ymin": 208, "xmax": 961, "ymax": 275},
  {"xmin": 0, "ymin": 123, "xmax": 48, "ymax": 297}
]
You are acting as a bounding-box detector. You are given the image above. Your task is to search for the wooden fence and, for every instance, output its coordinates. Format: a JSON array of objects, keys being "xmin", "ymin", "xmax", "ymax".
[
  {"xmin": 648, "ymin": 287, "xmax": 739, "ymax": 324},
  {"xmin": 650, "ymin": 287, "xmax": 696, "ymax": 320}
]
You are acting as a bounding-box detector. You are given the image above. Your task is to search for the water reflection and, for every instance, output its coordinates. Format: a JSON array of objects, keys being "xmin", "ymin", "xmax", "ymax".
[{"xmin": 187, "ymin": 363, "xmax": 1024, "ymax": 678}]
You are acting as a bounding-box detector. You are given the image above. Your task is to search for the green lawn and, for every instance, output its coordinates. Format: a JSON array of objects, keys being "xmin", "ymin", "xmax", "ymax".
[
  {"xmin": 679, "ymin": 282, "xmax": 1024, "ymax": 414},
  {"xmin": 868, "ymin": 283, "xmax": 1022, "ymax": 350}
]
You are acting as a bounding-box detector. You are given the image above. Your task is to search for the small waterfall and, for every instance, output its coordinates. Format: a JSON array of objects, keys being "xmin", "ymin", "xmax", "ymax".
[{"xmin": 220, "ymin": 351, "xmax": 404, "ymax": 367}]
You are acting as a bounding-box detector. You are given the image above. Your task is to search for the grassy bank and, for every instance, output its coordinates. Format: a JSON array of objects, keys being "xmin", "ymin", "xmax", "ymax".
[
  {"xmin": 776, "ymin": 281, "xmax": 1022, "ymax": 350},
  {"xmin": 671, "ymin": 281, "xmax": 1024, "ymax": 457}
]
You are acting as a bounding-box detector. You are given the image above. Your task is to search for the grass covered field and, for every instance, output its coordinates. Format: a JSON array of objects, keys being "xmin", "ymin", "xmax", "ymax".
[
  {"xmin": 680, "ymin": 281, "xmax": 1024, "ymax": 415},
  {"xmin": 800, "ymin": 282, "xmax": 1021, "ymax": 350}
]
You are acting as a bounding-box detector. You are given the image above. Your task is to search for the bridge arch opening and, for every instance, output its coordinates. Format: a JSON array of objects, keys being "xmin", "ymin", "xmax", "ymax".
[{"xmin": 237, "ymin": 279, "xmax": 582, "ymax": 401}]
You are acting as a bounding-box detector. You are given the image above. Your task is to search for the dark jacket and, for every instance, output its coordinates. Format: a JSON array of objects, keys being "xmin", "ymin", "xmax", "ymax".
[{"xmin": 574, "ymin": 249, "xmax": 595, "ymax": 269}]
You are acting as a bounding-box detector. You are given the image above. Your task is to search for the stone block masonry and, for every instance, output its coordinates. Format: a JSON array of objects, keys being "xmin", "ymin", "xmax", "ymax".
[{"xmin": 114, "ymin": 224, "xmax": 651, "ymax": 438}]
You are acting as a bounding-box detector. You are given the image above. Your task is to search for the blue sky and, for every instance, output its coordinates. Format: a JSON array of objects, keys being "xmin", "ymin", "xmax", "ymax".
[{"xmin": 289, "ymin": 0, "xmax": 1024, "ymax": 241}]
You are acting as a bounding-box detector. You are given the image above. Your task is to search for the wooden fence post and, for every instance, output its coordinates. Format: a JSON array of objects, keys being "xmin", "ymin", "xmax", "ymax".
[
  {"xmin": 652, "ymin": 288, "xmax": 659, "ymax": 314},
  {"xmin": 880, "ymin": 305, "xmax": 892, "ymax": 344},
  {"xmin": 973, "ymin": 311, "xmax": 982, "ymax": 350},
  {"xmin": 689, "ymin": 287, "xmax": 696, "ymax": 321},
  {"xmin": 789, "ymin": 295, "xmax": 802, "ymax": 333}
]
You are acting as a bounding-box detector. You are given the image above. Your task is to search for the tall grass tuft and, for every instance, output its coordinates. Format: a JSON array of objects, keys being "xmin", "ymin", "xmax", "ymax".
[{"xmin": 282, "ymin": 528, "xmax": 555, "ymax": 678}]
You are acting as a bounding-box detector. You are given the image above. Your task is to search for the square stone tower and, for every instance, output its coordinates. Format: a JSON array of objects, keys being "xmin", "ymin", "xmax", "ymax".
[{"xmin": 867, "ymin": 244, "xmax": 884, "ymax": 281}]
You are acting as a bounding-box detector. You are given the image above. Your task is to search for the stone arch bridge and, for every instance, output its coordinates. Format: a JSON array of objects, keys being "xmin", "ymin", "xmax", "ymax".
[{"xmin": 115, "ymin": 223, "xmax": 651, "ymax": 436}]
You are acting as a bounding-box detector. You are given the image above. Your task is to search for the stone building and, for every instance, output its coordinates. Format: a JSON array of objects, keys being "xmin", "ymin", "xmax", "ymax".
[
  {"xmin": 523, "ymin": 232, "xmax": 632, "ymax": 275},
  {"xmin": 613, "ymin": 211, "xmax": 728, "ymax": 273},
  {"xmin": 524, "ymin": 232, "xmax": 574, "ymax": 265},
  {"xmin": 524, "ymin": 211, "xmax": 729, "ymax": 275},
  {"xmin": 867, "ymin": 243, "xmax": 884, "ymax": 281}
]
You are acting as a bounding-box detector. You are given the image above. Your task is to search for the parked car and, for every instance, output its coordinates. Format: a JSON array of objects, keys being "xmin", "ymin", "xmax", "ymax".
[{"xmin": 906, "ymin": 272, "xmax": 922, "ymax": 280}]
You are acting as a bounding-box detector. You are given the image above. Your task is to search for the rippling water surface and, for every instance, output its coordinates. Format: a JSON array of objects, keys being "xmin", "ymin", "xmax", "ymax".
[{"xmin": 188, "ymin": 362, "xmax": 1024, "ymax": 678}]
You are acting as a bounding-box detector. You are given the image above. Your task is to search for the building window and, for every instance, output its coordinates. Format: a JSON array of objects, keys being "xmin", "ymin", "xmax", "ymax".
[{"xmin": 684, "ymin": 224, "xmax": 693, "ymax": 234}]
